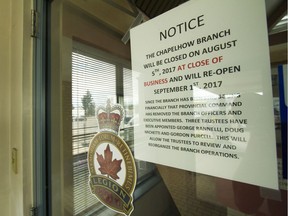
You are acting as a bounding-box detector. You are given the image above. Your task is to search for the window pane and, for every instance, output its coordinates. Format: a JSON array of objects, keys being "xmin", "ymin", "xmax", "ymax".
[
  {"xmin": 72, "ymin": 49, "xmax": 116, "ymax": 215},
  {"xmin": 122, "ymin": 67, "xmax": 156, "ymax": 181}
]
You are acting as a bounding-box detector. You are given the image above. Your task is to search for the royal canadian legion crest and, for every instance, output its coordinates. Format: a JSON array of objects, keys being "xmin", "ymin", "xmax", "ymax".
[{"xmin": 88, "ymin": 100, "xmax": 137, "ymax": 216}]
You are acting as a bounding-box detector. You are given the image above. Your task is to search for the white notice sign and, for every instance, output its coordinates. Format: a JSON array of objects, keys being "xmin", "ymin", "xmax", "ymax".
[{"xmin": 130, "ymin": 0, "xmax": 278, "ymax": 189}]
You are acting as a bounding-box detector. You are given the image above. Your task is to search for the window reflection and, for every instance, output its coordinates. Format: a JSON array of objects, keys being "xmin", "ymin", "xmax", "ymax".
[{"xmin": 71, "ymin": 45, "xmax": 155, "ymax": 215}]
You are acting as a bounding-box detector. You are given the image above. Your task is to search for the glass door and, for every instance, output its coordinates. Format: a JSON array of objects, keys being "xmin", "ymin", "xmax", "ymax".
[
  {"xmin": 48, "ymin": 1, "xmax": 287, "ymax": 216},
  {"xmin": 49, "ymin": 1, "xmax": 176, "ymax": 215}
]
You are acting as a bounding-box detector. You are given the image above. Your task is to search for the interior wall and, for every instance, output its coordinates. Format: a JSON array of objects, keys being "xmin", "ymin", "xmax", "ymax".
[
  {"xmin": 0, "ymin": 0, "xmax": 33, "ymax": 216},
  {"xmin": 130, "ymin": 181, "xmax": 178, "ymax": 216},
  {"xmin": 0, "ymin": 1, "xmax": 12, "ymax": 215},
  {"xmin": 62, "ymin": 2, "xmax": 131, "ymax": 61},
  {"xmin": 157, "ymin": 165, "xmax": 227, "ymax": 216}
]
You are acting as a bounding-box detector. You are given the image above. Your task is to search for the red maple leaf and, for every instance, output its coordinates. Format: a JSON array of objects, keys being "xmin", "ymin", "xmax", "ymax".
[{"xmin": 96, "ymin": 144, "xmax": 122, "ymax": 180}]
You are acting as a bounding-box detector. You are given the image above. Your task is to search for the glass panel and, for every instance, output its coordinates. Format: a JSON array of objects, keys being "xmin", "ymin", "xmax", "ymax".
[
  {"xmin": 122, "ymin": 67, "xmax": 156, "ymax": 181},
  {"xmin": 69, "ymin": 43, "xmax": 158, "ymax": 215},
  {"xmin": 49, "ymin": 1, "xmax": 287, "ymax": 216},
  {"xmin": 72, "ymin": 49, "xmax": 117, "ymax": 214}
]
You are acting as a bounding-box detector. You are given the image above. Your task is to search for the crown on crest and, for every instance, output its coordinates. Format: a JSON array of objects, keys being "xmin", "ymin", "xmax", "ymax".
[{"xmin": 96, "ymin": 99, "xmax": 124, "ymax": 134}]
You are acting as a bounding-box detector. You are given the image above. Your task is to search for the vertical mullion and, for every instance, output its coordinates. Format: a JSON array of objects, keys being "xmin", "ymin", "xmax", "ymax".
[
  {"xmin": 116, "ymin": 65, "xmax": 124, "ymax": 103},
  {"xmin": 33, "ymin": 0, "xmax": 48, "ymax": 215}
]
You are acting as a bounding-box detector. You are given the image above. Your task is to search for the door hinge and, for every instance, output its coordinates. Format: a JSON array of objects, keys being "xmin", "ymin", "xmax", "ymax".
[
  {"xmin": 30, "ymin": 206, "xmax": 38, "ymax": 216},
  {"xmin": 31, "ymin": 9, "xmax": 39, "ymax": 38}
]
